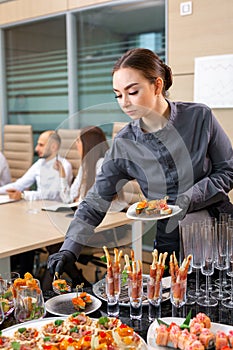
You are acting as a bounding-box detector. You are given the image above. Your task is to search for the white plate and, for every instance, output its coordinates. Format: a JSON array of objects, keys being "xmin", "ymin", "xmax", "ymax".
[
  {"xmin": 147, "ymin": 317, "xmax": 233, "ymax": 349},
  {"xmin": 2, "ymin": 317, "xmax": 66, "ymax": 336},
  {"xmin": 93, "ymin": 275, "xmax": 171, "ymax": 307},
  {"xmin": 45, "ymin": 292, "xmax": 102, "ymax": 316},
  {"xmin": 2, "ymin": 316, "xmax": 148, "ymax": 349},
  {"xmin": 126, "ymin": 203, "xmax": 182, "ymax": 221}
]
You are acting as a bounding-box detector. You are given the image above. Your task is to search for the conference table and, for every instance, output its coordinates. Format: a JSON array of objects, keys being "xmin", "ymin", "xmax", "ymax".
[{"xmin": 0, "ymin": 197, "xmax": 143, "ymax": 274}]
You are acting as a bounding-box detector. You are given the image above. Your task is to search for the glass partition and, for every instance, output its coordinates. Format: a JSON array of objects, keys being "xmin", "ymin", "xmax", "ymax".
[{"xmin": 3, "ymin": 0, "xmax": 165, "ymax": 139}]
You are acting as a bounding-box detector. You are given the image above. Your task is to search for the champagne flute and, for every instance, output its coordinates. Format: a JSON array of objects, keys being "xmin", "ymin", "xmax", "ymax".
[
  {"xmin": 200, "ymin": 217, "xmax": 217, "ymax": 293},
  {"xmin": 179, "ymin": 224, "xmax": 195, "ymax": 305},
  {"xmin": 222, "ymin": 226, "xmax": 233, "ymax": 308},
  {"xmin": 215, "ymin": 214, "xmax": 231, "ymax": 288},
  {"xmin": 197, "ymin": 225, "xmax": 218, "ymax": 307},
  {"xmin": 187, "ymin": 222, "xmax": 204, "ymax": 299},
  {"xmin": 211, "ymin": 222, "xmax": 230, "ymax": 300}
]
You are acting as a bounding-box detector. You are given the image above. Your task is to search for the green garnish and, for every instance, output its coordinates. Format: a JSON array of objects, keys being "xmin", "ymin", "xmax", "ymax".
[
  {"xmin": 72, "ymin": 312, "xmax": 81, "ymax": 317},
  {"xmin": 3, "ymin": 290, "xmax": 12, "ymax": 299},
  {"xmin": 18, "ymin": 328, "xmax": 26, "ymax": 333},
  {"xmin": 70, "ymin": 326, "xmax": 78, "ymax": 333},
  {"xmin": 100, "ymin": 255, "xmax": 107, "ymax": 263},
  {"xmin": 157, "ymin": 319, "xmax": 170, "ymax": 327},
  {"xmin": 43, "ymin": 337, "xmax": 51, "ymax": 342},
  {"xmin": 122, "ymin": 270, "xmax": 128, "ymax": 285},
  {"xmin": 11, "ymin": 342, "xmax": 21, "ymax": 350},
  {"xmin": 157, "ymin": 310, "xmax": 192, "ymax": 331},
  {"xmin": 54, "ymin": 319, "xmax": 64, "ymax": 326},
  {"xmin": 180, "ymin": 309, "xmax": 192, "ymax": 330},
  {"xmin": 98, "ymin": 316, "xmax": 109, "ymax": 325}
]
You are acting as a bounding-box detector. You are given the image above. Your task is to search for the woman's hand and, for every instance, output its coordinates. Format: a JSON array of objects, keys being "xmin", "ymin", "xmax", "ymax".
[
  {"xmin": 6, "ymin": 189, "xmax": 22, "ymax": 200},
  {"xmin": 47, "ymin": 250, "xmax": 76, "ymax": 275},
  {"xmin": 54, "ymin": 159, "xmax": 66, "ymax": 178}
]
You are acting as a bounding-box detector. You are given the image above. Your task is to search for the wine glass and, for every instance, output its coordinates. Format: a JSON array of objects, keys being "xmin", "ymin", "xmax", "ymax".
[
  {"xmin": 187, "ymin": 222, "xmax": 204, "ymax": 300},
  {"xmin": 14, "ymin": 284, "xmax": 46, "ymax": 323},
  {"xmin": 211, "ymin": 222, "xmax": 230, "ymax": 300},
  {"xmin": 0, "ymin": 300, "xmax": 4, "ymax": 325},
  {"xmin": 222, "ymin": 226, "xmax": 233, "ymax": 308},
  {"xmin": 0, "ymin": 272, "xmax": 20, "ymax": 307},
  {"xmin": 197, "ymin": 224, "xmax": 218, "ymax": 307}
]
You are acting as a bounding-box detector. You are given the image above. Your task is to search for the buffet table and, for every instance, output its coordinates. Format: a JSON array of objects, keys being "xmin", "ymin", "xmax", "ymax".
[
  {"xmin": 0, "ymin": 272, "xmax": 233, "ymax": 343},
  {"xmin": 0, "ymin": 198, "xmax": 143, "ymax": 274}
]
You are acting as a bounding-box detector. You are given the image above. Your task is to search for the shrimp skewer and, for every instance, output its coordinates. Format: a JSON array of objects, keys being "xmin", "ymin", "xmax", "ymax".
[
  {"xmin": 103, "ymin": 246, "xmax": 114, "ymax": 296},
  {"xmin": 170, "ymin": 252, "xmax": 192, "ymax": 304},
  {"xmin": 124, "ymin": 250, "xmax": 143, "ymax": 300}
]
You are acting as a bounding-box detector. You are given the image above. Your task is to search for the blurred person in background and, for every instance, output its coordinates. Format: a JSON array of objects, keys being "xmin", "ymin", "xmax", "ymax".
[
  {"xmin": 0, "ymin": 130, "xmax": 73, "ymax": 277},
  {"xmin": 0, "ymin": 151, "xmax": 11, "ymax": 186},
  {"xmin": 0, "ymin": 130, "xmax": 73, "ymax": 201}
]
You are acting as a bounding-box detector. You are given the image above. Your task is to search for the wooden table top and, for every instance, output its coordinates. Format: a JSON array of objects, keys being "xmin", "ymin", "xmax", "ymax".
[{"xmin": 0, "ymin": 198, "xmax": 132, "ymax": 259}]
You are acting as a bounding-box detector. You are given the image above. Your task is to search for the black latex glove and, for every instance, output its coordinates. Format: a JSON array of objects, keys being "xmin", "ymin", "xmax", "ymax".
[
  {"xmin": 176, "ymin": 194, "xmax": 190, "ymax": 211},
  {"xmin": 47, "ymin": 250, "xmax": 76, "ymax": 276}
]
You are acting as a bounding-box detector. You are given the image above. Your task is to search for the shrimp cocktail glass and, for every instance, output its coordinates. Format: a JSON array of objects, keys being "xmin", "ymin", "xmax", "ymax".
[
  {"xmin": 169, "ymin": 252, "xmax": 192, "ymax": 313},
  {"xmin": 104, "ymin": 246, "xmax": 122, "ymax": 317},
  {"xmin": 124, "ymin": 251, "xmax": 143, "ymax": 320},
  {"xmin": 147, "ymin": 250, "xmax": 168, "ymax": 321}
]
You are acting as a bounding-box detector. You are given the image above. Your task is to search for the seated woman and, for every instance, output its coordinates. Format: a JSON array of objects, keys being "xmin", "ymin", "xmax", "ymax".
[{"xmin": 56, "ymin": 125, "xmax": 127, "ymax": 211}]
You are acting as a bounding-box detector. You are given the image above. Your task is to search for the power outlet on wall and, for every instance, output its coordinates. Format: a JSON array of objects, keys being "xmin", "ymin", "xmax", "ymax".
[{"xmin": 180, "ymin": 1, "xmax": 192, "ymax": 16}]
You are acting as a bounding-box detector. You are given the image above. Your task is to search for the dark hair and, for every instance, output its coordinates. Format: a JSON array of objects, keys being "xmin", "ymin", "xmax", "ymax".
[
  {"xmin": 79, "ymin": 126, "xmax": 109, "ymax": 197},
  {"xmin": 112, "ymin": 48, "xmax": 173, "ymax": 96}
]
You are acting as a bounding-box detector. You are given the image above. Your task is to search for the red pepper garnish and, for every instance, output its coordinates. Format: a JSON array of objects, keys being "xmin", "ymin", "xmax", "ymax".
[
  {"xmin": 167, "ymin": 322, "xmax": 177, "ymax": 331},
  {"xmin": 100, "ymin": 331, "xmax": 106, "ymax": 338},
  {"xmin": 84, "ymin": 336, "xmax": 91, "ymax": 342},
  {"xmin": 120, "ymin": 324, "xmax": 128, "ymax": 328},
  {"xmin": 71, "ymin": 319, "xmax": 80, "ymax": 325}
]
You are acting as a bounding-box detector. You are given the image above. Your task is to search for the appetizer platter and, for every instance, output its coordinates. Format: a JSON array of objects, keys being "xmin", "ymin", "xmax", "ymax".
[
  {"xmin": 92, "ymin": 275, "xmax": 171, "ymax": 307},
  {"xmin": 94, "ymin": 247, "xmax": 171, "ymax": 306},
  {"xmin": 2, "ymin": 314, "xmax": 147, "ymax": 349},
  {"xmin": 126, "ymin": 201, "xmax": 182, "ymax": 221},
  {"xmin": 45, "ymin": 292, "xmax": 102, "ymax": 316},
  {"xmin": 147, "ymin": 313, "xmax": 233, "ymax": 350}
]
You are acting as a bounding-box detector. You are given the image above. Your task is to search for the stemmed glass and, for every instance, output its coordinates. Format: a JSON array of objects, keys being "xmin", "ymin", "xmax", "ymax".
[
  {"xmin": 215, "ymin": 214, "xmax": 231, "ymax": 288},
  {"xmin": 179, "ymin": 224, "xmax": 195, "ymax": 305},
  {"xmin": 200, "ymin": 217, "xmax": 217, "ymax": 294},
  {"xmin": 0, "ymin": 282, "xmax": 6, "ymax": 324},
  {"xmin": 211, "ymin": 222, "xmax": 230, "ymax": 300},
  {"xmin": 197, "ymin": 224, "xmax": 218, "ymax": 307},
  {"xmin": 222, "ymin": 226, "xmax": 233, "ymax": 308},
  {"xmin": 187, "ymin": 222, "xmax": 204, "ymax": 300}
]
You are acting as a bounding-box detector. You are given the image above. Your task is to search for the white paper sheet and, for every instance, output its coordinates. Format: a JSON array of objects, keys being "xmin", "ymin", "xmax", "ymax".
[{"xmin": 194, "ymin": 54, "xmax": 233, "ymax": 108}]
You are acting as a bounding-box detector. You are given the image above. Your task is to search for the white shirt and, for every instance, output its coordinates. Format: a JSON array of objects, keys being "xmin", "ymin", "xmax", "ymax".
[
  {"xmin": 60, "ymin": 158, "xmax": 103, "ymax": 204},
  {"xmin": 0, "ymin": 152, "xmax": 11, "ymax": 186},
  {"xmin": 60, "ymin": 157, "xmax": 128, "ymax": 212},
  {"xmin": 0, "ymin": 155, "xmax": 73, "ymax": 201}
]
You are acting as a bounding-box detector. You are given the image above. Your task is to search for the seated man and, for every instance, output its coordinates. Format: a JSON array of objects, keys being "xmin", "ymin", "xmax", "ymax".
[
  {"xmin": 0, "ymin": 130, "xmax": 73, "ymax": 200},
  {"xmin": 0, "ymin": 151, "xmax": 11, "ymax": 186},
  {"xmin": 0, "ymin": 130, "xmax": 73, "ymax": 276}
]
